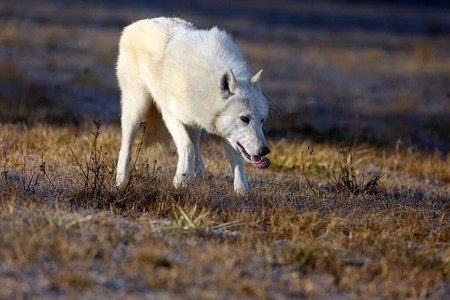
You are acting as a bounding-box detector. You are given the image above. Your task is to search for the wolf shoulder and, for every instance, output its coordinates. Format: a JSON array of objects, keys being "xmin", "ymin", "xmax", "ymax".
[
  {"xmin": 119, "ymin": 17, "xmax": 243, "ymax": 77},
  {"xmin": 118, "ymin": 18, "xmax": 249, "ymax": 125},
  {"xmin": 118, "ymin": 17, "xmax": 194, "ymax": 62}
]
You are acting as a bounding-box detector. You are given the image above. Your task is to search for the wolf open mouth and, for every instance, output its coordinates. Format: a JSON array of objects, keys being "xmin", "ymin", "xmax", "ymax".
[{"xmin": 236, "ymin": 142, "xmax": 271, "ymax": 169}]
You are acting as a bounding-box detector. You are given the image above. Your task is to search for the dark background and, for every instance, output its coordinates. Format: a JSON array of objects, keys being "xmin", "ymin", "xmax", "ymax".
[{"xmin": 0, "ymin": 0, "xmax": 449, "ymax": 151}]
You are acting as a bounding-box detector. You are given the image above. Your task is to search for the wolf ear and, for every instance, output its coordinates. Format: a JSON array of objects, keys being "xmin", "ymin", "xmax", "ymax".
[
  {"xmin": 250, "ymin": 69, "xmax": 263, "ymax": 92},
  {"xmin": 219, "ymin": 69, "xmax": 239, "ymax": 100}
]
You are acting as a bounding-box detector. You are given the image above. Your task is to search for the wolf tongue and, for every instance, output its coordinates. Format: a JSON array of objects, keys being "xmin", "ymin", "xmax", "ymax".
[{"xmin": 250, "ymin": 155, "xmax": 271, "ymax": 169}]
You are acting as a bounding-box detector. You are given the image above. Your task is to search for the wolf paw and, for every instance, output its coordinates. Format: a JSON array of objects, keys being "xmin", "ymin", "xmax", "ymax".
[
  {"xmin": 173, "ymin": 173, "xmax": 194, "ymax": 188},
  {"xmin": 234, "ymin": 185, "xmax": 250, "ymax": 195},
  {"xmin": 115, "ymin": 173, "xmax": 128, "ymax": 187}
]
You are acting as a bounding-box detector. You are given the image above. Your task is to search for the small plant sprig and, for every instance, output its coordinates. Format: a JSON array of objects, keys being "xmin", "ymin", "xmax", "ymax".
[
  {"xmin": 20, "ymin": 158, "xmax": 41, "ymax": 193},
  {"xmin": 300, "ymin": 144, "xmax": 384, "ymax": 206},
  {"xmin": 1, "ymin": 170, "xmax": 9, "ymax": 187},
  {"xmin": 1, "ymin": 158, "xmax": 43, "ymax": 194},
  {"xmin": 300, "ymin": 146, "xmax": 320, "ymax": 199},
  {"xmin": 332, "ymin": 147, "xmax": 383, "ymax": 196},
  {"xmin": 123, "ymin": 121, "xmax": 147, "ymax": 191},
  {"xmin": 68, "ymin": 120, "xmax": 113, "ymax": 203},
  {"xmin": 39, "ymin": 152, "xmax": 63, "ymax": 194}
]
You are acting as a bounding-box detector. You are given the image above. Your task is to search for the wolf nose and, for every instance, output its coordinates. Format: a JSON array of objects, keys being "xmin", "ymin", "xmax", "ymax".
[{"xmin": 259, "ymin": 146, "xmax": 271, "ymax": 157}]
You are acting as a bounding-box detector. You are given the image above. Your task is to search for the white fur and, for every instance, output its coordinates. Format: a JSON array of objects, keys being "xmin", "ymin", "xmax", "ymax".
[{"xmin": 116, "ymin": 17, "xmax": 270, "ymax": 194}]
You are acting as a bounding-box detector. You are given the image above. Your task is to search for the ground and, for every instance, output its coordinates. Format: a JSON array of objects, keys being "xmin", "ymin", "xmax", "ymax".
[{"xmin": 0, "ymin": 1, "xmax": 449, "ymax": 299}]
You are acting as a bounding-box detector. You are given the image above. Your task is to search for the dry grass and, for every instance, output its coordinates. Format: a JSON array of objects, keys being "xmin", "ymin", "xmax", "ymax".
[
  {"xmin": 0, "ymin": 1, "xmax": 449, "ymax": 298},
  {"xmin": 0, "ymin": 122, "xmax": 448, "ymax": 299}
]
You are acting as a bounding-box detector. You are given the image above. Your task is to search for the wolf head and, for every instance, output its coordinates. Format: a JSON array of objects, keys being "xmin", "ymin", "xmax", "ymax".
[{"xmin": 215, "ymin": 69, "xmax": 271, "ymax": 169}]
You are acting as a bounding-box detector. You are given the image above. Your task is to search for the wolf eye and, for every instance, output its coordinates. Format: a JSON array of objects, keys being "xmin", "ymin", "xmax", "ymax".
[{"xmin": 240, "ymin": 116, "xmax": 250, "ymax": 123}]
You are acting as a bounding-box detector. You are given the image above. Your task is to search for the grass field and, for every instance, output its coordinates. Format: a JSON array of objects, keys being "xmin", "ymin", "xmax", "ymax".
[
  {"xmin": 0, "ymin": 123, "xmax": 448, "ymax": 299},
  {"xmin": 0, "ymin": 0, "xmax": 449, "ymax": 299}
]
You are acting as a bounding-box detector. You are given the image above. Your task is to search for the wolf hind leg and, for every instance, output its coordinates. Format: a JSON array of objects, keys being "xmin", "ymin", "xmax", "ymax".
[
  {"xmin": 186, "ymin": 126, "xmax": 207, "ymax": 179},
  {"xmin": 116, "ymin": 91, "xmax": 150, "ymax": 187},
  {"xmin": 160, "ymin": 110, "xmax": 195, "ymax": 188}
]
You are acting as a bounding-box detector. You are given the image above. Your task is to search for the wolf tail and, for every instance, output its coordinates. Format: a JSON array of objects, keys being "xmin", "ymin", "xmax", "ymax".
[{"xmin": 142, "ymin": 103, "xmax": 172, "ymax": 150}]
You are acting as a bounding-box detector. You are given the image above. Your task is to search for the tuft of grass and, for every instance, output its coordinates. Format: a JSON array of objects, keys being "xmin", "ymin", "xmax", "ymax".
[
  {"xmin": 68, "ymin": 120, "xmax": 115, "ymax": 206},
  {"xmin": 299, "ymin": 146, "xmax": 321, "ymax": 199},
  {"xmin": 332, "ymin": 147, "xmax": 383, "ymax": 196},
  {"xmin": 299, "ymin": 144, "xmax": 384, "ymax": 203}
]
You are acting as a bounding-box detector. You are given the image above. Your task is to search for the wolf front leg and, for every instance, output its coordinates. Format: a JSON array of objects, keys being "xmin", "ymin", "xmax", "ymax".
[
  {"xmin": 161, "ymin": 110, "xmax": 196, "ymax": 187},
  {"xmin": 186, "ymin": 125, "xmax": 207, "ymax": 179},
  {"xmin": 222, "ymin": 139, "xmax": 250, "ymax": 194}
]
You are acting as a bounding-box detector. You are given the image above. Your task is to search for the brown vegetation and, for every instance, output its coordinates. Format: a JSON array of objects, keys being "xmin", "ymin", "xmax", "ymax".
[
  {"xmin": 0, "ymin": 123, "xmax": 448, "ymax": 299},
  {"xmin": 0, "ymin": 0, "xmax": 449, "ymax": 298}
]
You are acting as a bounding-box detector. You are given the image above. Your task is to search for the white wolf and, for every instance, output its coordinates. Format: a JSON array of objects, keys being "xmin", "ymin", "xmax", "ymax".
[{"xmin": 115, "ymin": 17, "xmax": 271, "ymax": 194}]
